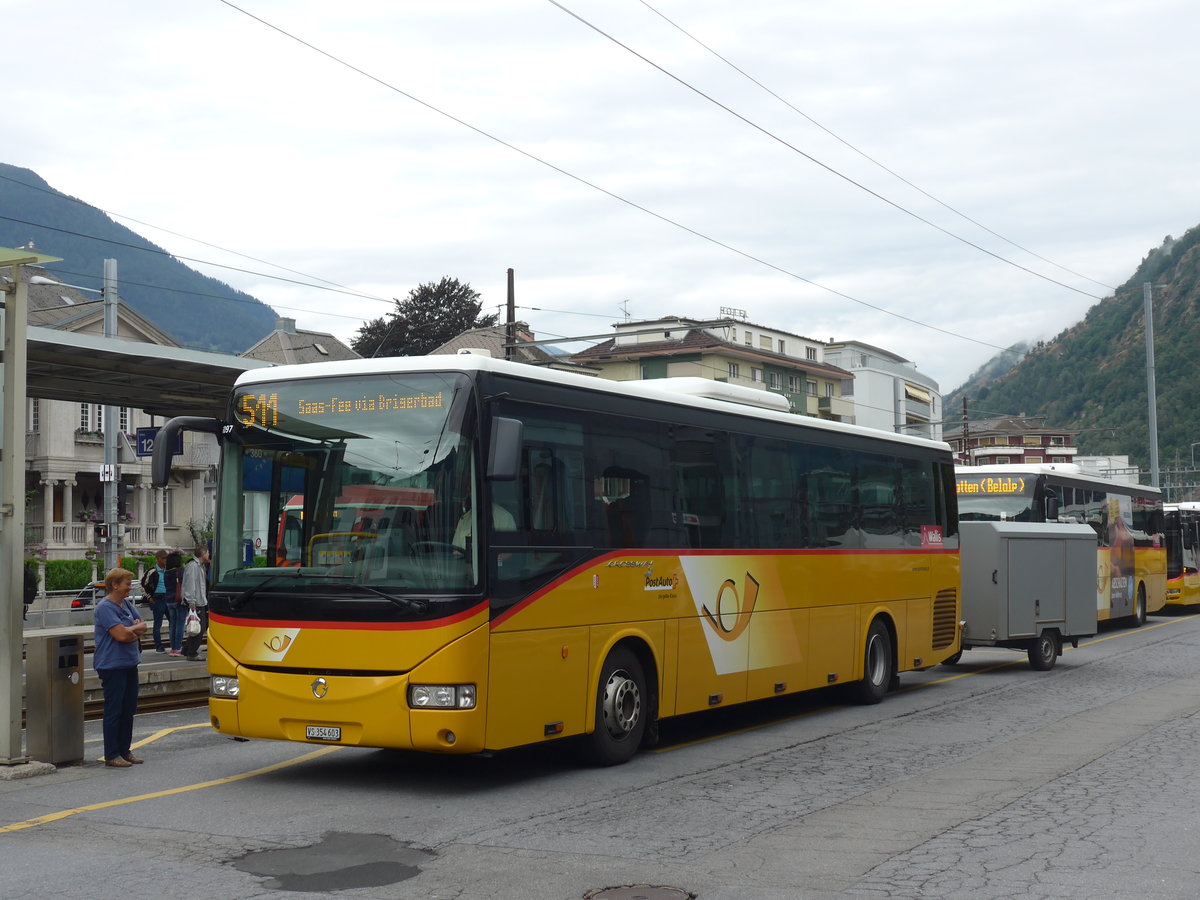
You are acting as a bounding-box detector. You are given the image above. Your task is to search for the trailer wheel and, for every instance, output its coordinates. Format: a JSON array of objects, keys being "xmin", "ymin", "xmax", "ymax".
[
  {"xmin": 850, "ymin": 619, "xmax": 893, "ymax": 704},
  {"xmin": 579, "ymin": 646, "xmax": 647, "ymax": 766},
  {"xmin": 1028, "ymin": 630, "xmax": 1059, "ymax": 671}
]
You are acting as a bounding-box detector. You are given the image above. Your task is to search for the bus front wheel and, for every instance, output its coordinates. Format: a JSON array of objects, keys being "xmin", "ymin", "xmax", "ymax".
[
  {"xmin": 850, "ymin": 619, "xmax": 893, "ymax": 705},
  {"xmin": 580, "ymin": 646, "xmax": 647, "ymax": 766}
]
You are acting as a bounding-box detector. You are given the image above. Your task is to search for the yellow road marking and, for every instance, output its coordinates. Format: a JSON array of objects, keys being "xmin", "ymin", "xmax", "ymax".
[
  {"xmin": 88, "ymin": 722, "xmax": 210, "ymax": 754},
  {"xmin": 3, "ymin": 745, "xmax": 342, "ymax": 834}
]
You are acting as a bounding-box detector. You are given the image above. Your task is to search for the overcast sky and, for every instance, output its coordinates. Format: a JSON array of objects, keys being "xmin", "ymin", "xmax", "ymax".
[{"xmin": 6, "ymin": 0, "xmax": 1197, "ymax": 394}]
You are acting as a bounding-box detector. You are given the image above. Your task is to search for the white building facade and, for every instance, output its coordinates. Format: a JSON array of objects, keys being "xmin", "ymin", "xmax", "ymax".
[{"xmin": 823, "ymin": 340, "xmax": 941, "ymax": 440}]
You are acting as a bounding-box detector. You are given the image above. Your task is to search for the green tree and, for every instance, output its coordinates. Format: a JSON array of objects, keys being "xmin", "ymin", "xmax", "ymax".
[{"xmin": 352, "ymin": 277, "xmax": 497, "ymax": 358}]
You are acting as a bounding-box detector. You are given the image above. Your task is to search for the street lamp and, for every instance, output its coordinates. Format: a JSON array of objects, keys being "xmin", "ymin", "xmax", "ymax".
[{"xmin": 1191, "ymin": 442, "xmax": 1200, "ymax": 471}]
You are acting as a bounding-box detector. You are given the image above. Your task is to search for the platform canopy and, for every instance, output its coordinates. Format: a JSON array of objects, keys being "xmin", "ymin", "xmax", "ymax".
[{"xmin": 26, "ymin": 326, "xmax": 272, "ymax": 419}]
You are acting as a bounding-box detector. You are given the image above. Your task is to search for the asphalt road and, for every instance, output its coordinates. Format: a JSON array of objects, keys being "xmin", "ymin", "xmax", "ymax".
[{"xmin": 3, "ymin": 611, "xmax": 1200, "ymax": 900}]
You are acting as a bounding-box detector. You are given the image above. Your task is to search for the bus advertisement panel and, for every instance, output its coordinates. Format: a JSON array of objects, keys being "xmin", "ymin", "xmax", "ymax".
[
  {"xmin": 156, "ymin": 356, "xmax": 960, "ymax": 765},
  {"xmin": 955, "ymin": 464, "xmax": 1165, "ymax": 625}
]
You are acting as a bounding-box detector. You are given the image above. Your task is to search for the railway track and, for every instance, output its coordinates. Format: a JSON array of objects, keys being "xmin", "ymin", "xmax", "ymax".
[{"xmin": 84, "ymin": 688, "xmax": 210, "ymax": 721}]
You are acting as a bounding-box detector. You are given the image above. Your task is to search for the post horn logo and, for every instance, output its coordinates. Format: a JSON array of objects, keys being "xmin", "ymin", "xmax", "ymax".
[
  {"xmin": 311, "ymin": 677, "xmax": 329, "ymax": 699},
  {"xmin": 701, "ymin": 573, "xmax": 760, "ymax": 642},
  {"xmin": 264, "ymin": 634, "xmax": 292, "ymax": 653}
]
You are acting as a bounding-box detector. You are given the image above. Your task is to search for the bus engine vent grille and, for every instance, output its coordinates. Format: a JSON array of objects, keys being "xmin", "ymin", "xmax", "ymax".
[{"xmin": 931, "ymin": 589, "xmax": 958, "ymax": 650}]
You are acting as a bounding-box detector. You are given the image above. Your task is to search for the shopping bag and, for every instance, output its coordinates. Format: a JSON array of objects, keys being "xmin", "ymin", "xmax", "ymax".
[{"xmin": 184, "ymin": 609, "xmax": 201, "ymax": 636}]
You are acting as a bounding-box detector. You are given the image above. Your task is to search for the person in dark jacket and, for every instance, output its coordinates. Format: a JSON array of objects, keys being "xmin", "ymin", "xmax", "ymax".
[
  {"xmin": 23, "ymin": 563, "xmax": 36, "ymax": 620},
  {"xmin": 163, "ymin": 551, "xmax": 186, "ymax": 656}
]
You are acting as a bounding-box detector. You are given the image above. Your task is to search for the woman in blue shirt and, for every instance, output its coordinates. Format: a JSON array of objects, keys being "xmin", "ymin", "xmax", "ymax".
[{"xmin": 93, "ymin": 567, "xmax": 147, "ymax": 768}]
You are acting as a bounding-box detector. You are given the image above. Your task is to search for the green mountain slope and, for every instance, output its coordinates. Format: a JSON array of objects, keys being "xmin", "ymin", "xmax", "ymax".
[
  {"xmin": 0, "ymin": 163, "xmax": 276, "ymax": 353},
  {"xmin": 949, "ymin": 227, "xmax": 1200, "ymax": 471}
]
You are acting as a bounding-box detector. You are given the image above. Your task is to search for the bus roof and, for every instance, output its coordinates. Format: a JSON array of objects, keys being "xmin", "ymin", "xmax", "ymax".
[
  {"xmin": 235, "ymin": 353, "xmax": 950, "ymax": 453},
  {"xmin": 957, "ymin": 463, "xmax": 1160, "ymax": 495}
]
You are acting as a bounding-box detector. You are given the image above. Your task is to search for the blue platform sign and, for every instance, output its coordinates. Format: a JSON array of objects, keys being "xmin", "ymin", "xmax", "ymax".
[{"xmin": 135, "ymin": 426, "xmax": 183, "ymax": 458}]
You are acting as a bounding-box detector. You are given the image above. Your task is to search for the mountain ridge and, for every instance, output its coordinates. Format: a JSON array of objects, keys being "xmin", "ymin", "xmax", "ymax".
[
  {"xmin": 947, "ymin": 226, "xmax": 1200, "ymax": 473},
  {"xmin": 0, "ymin": 163, "xmax": 276, "ymax": 353}
]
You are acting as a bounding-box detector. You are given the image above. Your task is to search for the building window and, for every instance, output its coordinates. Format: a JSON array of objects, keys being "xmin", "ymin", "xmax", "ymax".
[
  {"xmin": 751, "ymin": 368, "xmax": 763, "ymax": 383},
  {"xmin": 80, "ymin": 403, "xmax": 91, "ymax": 430},
  {"xmin": 825, "ymin": 382, "xmax": 834, "ymax": 397},
  {"xmin": 788, "ymin": 375, "xmax": 801, "ymax": 393},
  {"xmin": 995, "ymin": 456, "xmax": 1011, "ymax": 464},
  {"xmin": 120, "ymin": 407, "xmax": 130, "ymax": 432},
  {"xmin": 745, "ymin": 332, "xmax": 753, "ymax": 346},
  {"xmin": 157, "ymin": 488, "xmax": 175, "ymax": 526},
  {"xmin": 768, "ymin": 372, "xmax": 781, "ymax": 389},
  {"xmin": 28, "ymin": 399, "xmax": 39, "ymax": 432},
  {"xmin": 806, "ymin": 380, "xmax": 817, "ymax": 396},
  {"xmin": 1026, "ymin": 455, "xmax": 1044, "ymax": 464},
  {"xmin": 806, "ymin": 347, "xmax": 817, "ymax": 361},
  {"xmin": 728, "ymin": 362, "xmax": 740, "ymax": 380},
  {"xmin": 778, "ymin": 339, "xmax": 786, "ymax": 354},
  {"xmin": 759, "ymin": 335, "xmax": 772, "ymax": 351}
]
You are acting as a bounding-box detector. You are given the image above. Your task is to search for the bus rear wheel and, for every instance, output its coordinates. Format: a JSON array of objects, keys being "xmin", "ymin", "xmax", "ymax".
[
  {"xmin": 850, "ymin": 619, "xmax": 893, "ymax": 705},
  {"xmin": 1132, "ymin": 584, "xmax": 1147, "ymax": 628},
  {"xmin": 579, "ymin": 646, "xmax": 647, "ymax": 766}
]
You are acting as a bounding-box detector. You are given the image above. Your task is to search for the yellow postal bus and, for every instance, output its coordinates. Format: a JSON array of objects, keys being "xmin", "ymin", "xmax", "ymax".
[
  {"xmin": 955, "ymin": 464, "xmax": 1165, "ymax": 626},
  {"xmin": 155, "ymin": 356, "xmax": 960, "ymax": 764}
]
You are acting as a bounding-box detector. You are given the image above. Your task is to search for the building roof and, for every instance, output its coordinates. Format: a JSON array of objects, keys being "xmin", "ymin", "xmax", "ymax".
[
  {"xmin": 944, "ymin": 416, "xmax": 1079, "ymax": 440},
  {"xmin": 431, "ymin": 324, "xmax": 597, "ymax": 373},
  {"xmin": 240, "ymin": 317, "xmax": 360, "ymax": 365},
  {"xmin": 8, "ymin": 265, "xmax": 179, "ymax": 346},
  {"xmin": 570, "ymin": 327, "xmax": 852, "ymax": 379}
]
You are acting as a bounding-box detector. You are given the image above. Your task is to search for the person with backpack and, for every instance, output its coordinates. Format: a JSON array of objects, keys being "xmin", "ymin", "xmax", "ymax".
[
  {"xmin": 162, "ymin": 550, "xmax": 186, "ymax": 656},
  {"xmin": 143, "ymin": 550, "xmax": 170, "ymax": 653}
]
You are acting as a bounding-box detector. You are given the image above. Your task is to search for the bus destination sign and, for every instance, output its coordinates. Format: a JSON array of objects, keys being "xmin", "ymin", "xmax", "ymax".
[{"xmin": 956, "ymin": 476, "xmax": 1027, "ymax": 495}]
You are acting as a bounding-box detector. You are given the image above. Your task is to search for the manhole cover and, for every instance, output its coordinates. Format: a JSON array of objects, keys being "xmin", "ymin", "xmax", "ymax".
[{"xmin": 584, "ymin": 887, "xmax": 693, "ymax": 900}]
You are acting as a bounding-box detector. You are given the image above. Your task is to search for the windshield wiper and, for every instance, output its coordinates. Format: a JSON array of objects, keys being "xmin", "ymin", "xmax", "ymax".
[
  {"xmin": 351, "ymin": 586, "xmax": 429, "ymax": 614},
  {"xmin": 227, "ymin": 569, "xmax": 351, "ymax": 611}
]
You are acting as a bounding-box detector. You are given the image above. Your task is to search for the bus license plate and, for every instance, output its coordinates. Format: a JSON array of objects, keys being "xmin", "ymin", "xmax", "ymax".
[{"xmin": 306, "ymin": 725, "xmax": 341, "ymax": 742}]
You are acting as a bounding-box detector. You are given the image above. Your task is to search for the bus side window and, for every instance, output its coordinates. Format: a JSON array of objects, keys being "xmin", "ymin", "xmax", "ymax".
[
  {"xmin": 596, "ymin": 467, "xmax": 649, "ymax": 548},
  {"xmin": 899, "ymin": 458, "xmax": 935, "ymax": 540}
]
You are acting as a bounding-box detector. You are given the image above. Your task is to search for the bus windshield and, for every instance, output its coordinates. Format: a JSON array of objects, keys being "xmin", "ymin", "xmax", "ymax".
[
  {"xmin": 955, "ymin": 472, "xmax": 1037, "ymax": 522},
  {"xmin": 214, "ymin": 372, "xmax": 479, "ymax": 617}
]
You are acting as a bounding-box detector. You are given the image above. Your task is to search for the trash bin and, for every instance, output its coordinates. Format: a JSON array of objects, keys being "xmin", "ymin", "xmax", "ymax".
[{"xmin": 25, "ymin": 634, "xmax": 85, "ymax": 766}]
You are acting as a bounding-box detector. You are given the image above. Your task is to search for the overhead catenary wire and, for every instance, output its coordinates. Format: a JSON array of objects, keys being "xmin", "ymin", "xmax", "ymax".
[
  {"xmin": 632, "ymin": 0, "xmax": 1116, "ymax": 293},
  {"xmin": 213, "ymin": 0, "xmax": 1017, "ymax": 355},
  {"xmin": 546, "ymin": 0, "xmax": 1104, "ymax": 303}
]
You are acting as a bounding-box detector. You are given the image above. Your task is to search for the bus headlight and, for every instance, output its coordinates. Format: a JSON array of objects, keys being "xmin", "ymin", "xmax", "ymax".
[
  {"xmin": 211, "ymin": 675, "xmax": 240, "ymax": 698},
  {"xmin": 409, "ymin": 684, "xmax": 475, "ymax": 709}
]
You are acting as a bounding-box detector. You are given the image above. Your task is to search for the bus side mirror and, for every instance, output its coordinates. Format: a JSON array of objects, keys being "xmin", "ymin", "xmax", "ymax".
[
  {"xmin": 487, "ymin": 417, "xmax": 523, "ymax": 481},
  {"xmin": 1045, "ymin": 496, "xmax": 1060, "ymax": 521},
  {"xmin": 152, "ymin": 416, "xmax": 223, "ymax": 488}
]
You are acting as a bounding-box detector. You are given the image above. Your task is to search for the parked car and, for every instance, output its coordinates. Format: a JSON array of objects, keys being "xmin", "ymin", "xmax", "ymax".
[{"xmin": 71, "ymin": 579, "xmax": 145, "ymax": 609}]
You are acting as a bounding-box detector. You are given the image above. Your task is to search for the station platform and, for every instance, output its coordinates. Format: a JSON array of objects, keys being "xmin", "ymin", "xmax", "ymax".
[{"xmin": 20, "ymin": 624, "xmax": 209, "ymax": 713}]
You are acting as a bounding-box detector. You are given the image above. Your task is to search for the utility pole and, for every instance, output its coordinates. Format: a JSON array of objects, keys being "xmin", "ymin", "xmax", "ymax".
[
  {"xmin": 505, "ymin": 268, "xmax": 515, "ymax": 362},
  {"xmin": 1144, "ymin": 282, "xmax": 1160, "ymax": 488},
  {"xmin": 102, "ymin": 259, "xmax": 120, "ymax": 572},
  {"xmin": 1, "ymin": 244, "xmax": 61, "ymax": 766},
  {"xmin": 962, "ymin": 397, "xmax": 971, "ymax": 465}
]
